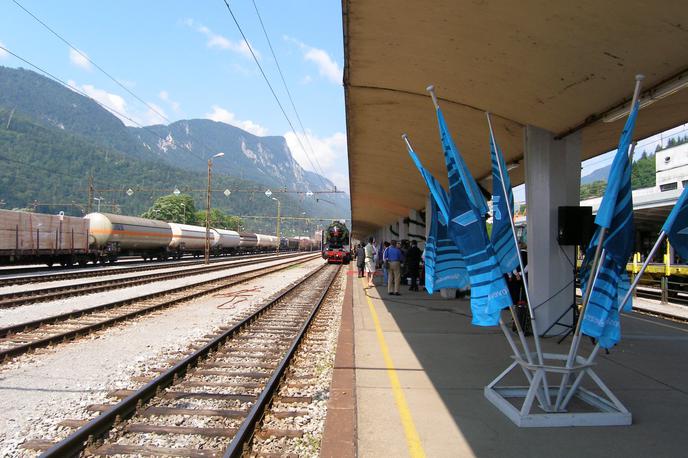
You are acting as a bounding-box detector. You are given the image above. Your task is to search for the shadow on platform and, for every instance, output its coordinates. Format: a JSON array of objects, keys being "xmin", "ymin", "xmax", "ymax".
[{"xmin": 353, "ymin": 273, "xmax": 688, "ymax": 457}]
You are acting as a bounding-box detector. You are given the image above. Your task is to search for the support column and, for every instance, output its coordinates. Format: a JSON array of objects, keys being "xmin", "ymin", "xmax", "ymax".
[
  {"xmin": 524, "ymin": 126, "xmax": 581, "ymax": 336},
  {"xmin": 408, "ymin": 209, "xmax": 426, "ymax": 249},
  {"xmin": 398, "ymin": 217, "xmax": 409, "ymax": 241}
]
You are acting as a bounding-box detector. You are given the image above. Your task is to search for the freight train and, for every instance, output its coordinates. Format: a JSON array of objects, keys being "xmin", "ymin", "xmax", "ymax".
[
  {"xmin": 322, "ymin": 220, "xmax": 351, "ymax": 264},
  {"xmin": 0, "ymin": 209, "xmax": 315, "ymax": 267}
]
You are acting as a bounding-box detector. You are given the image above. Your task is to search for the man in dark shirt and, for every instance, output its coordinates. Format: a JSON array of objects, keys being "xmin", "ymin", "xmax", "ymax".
[{"xmin": 405, "ymin": 240, "xmax": 422, "ymax": 291}]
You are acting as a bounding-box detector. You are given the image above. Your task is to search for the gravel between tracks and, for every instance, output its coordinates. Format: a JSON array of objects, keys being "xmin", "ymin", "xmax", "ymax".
[
  {"xmin": 0, "ymin": 258, "xmax": 324, "ymax": 457},
  {"xmin": 252, "ymin": 267, "xmax": 346, "ymax": 457},
  {"xmin": 0, "ymin": 255, "xmax": 280, "ymax": 295},
  {"xmin": 0, "ymin": 254, "xmax": 314, "ymax": 328}
]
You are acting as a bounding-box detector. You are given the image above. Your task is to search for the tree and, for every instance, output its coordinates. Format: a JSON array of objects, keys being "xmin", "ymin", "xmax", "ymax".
[
  {"xmin": 141, "ymin": 194, "xmax": 196, "ymax": 224},
  {"xmin": 631, "ymin": 151, "xmax": 655, "ymax": 189},
  {"xmin": 193, "ymin": 208, "xmax": 243, "ymax": 230}
]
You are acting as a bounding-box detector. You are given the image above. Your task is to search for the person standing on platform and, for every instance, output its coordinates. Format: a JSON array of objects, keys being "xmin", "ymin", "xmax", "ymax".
[
  {"xmin": 355, "ymin": 243, "xmax": 365, "ymax": 278},
  {"xmin": 384, "ymin": 240, "xmax": 404, "ymax": 295},
  {"xmin": 405, "ymin": 240, "xmax": 422, "ymax": 291},
  {"xmin": 364, "ymin": 237, "xmax": 377, "ymax": 288},
  {"xmin": 380, "ymin": 241, "xmax": 391, "ymax": 285}
]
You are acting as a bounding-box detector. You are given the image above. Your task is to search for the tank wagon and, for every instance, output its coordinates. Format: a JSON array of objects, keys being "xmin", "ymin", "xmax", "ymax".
[
  {"xmin": 87, "ymin": 213, "xmax": 173, "ymax": 261},
  {"xmin": 0, "ymin": 210, "xmax": 313, "ymax": 267}
]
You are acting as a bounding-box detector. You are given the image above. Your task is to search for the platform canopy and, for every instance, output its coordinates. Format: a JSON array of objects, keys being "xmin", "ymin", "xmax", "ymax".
[{"xmin": 343, "ymin": 0, "xmax": 688, "ymax": 237}]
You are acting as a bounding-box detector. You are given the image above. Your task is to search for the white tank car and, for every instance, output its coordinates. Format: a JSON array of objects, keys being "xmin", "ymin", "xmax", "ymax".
[
  {"xmin": 85, "ymin": 213, "xmax": 172, "ymax": 252},
  {"xmin": 256, "ymin": 234, "xmax": 279, "ymax": 249},
  {"xmin": 239, "ymin": 232, "xmax": 258, "ymax": 248},
  {"xmin": 168, "ymin": 223, "xmax": 219, "ymax": 253},
  {"xmin": 216, "ymin": 229, "xmax": 240, "ymax": 251}
]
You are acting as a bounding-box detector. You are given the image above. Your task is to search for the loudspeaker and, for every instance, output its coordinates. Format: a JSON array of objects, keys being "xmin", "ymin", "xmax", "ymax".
[{"xmin": 558, "ymin": 206, "xmax": 593, "ymax": 246}]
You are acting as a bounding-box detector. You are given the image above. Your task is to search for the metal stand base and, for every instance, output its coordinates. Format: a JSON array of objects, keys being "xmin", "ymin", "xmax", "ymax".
[{"xmin": 484, "ymin": 353, "xmax": 632, "ymax": 427}]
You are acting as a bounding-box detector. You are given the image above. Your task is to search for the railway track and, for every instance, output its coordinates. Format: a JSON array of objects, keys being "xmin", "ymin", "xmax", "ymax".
[
  {"xmin": 32, "ymin": 263, "xmax": 340, "ymax": 457},
  {"xmin": 0, "ymin": 254, "xmax": 320, "ymax": 361},
  {"xmin": 0, "ymin": 252, "xmax": 308, "ymax": 309},
  {"xmin": 0, "ymin": 251, "xmax": 299, "ymax": 287}
]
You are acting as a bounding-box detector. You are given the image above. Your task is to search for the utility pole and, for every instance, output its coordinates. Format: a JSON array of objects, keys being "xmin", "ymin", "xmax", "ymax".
[
  {"xmin": 205, "ymin": 153, "xmax": 224, "ymax": 264},
  {"xmin": 271, "ymin": 197, "xmax": 281, "ymax": 252},
  {"xmin": 87, "ymin": 174, "xmax": 94, "ymax": 213}
]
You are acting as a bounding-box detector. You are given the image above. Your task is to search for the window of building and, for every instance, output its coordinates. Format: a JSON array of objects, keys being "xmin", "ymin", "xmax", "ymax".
[{"xmin": 660, "ymin": 182, "xmax": 678, "ymax": 192}]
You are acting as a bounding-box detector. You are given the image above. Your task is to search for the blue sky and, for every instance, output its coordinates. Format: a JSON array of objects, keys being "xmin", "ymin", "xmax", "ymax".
[{"xmin": 0, "ymin": 0, "xmax": 349, "ymax": 191}]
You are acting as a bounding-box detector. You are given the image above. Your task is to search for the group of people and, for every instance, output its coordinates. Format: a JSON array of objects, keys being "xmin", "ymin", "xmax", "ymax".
[{"xmin": 354, "ymin": 237, "xmax": 423, "ymax": 296}]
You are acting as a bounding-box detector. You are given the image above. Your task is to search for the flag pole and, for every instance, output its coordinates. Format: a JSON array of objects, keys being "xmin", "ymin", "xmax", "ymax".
[
  {"xmin": 559, "ymin": 230, "xmax": 666, "ymax": 409},
  {"xmin": 406, "ymin": 126, "xmax": 549, "ymax": 407},
  {"xmin": 486, "ymin": 112, "xmax": 551, "ymax": 408},
  {"xmin": 556, "ymin": 75, "xmax": 644, "ymax": 410}
]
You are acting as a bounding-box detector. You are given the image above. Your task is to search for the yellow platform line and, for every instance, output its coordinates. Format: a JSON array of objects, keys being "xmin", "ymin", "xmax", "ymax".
[{"xmin": 361, "ymin": 278, "xmax": 426, "ymax": 458}]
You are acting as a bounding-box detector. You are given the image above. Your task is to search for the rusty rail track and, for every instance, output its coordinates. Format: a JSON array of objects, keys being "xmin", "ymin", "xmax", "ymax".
[
  {"xmin": 0, "ymin": 252, "xmax": 307, "ymax": 308},
  {"xmin": 36, "ymin": 263, "xmax": 340, "ymax": 457},
  {"xmin": 0, "ymin": 251, "xmax": 305, "ymax": 287},
  {"xmin": 0, "ymin": 254, "xmax": 320, "ymax": 361}
]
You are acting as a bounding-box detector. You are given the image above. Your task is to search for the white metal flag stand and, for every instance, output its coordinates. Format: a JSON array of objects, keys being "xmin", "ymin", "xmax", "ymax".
[{"xmin": 482, "ymin": 76, "xmax": 645, "ymax": 427}]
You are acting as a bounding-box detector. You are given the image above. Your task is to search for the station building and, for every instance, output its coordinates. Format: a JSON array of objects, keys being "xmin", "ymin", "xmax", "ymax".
[{"xmin": 329, "ymin": 1, "xmax": 688, "ymax": 456}]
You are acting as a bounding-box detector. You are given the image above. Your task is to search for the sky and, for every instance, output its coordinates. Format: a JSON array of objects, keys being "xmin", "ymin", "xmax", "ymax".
[{"xmin": 0, "ymin": 0, "xmax": 349, "ymax": 191}]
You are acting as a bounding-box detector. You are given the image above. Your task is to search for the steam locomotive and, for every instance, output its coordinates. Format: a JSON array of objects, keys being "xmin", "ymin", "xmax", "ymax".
[{"xmin": 322, "ymin": 220, "xmax": 351, "ymax": 264}]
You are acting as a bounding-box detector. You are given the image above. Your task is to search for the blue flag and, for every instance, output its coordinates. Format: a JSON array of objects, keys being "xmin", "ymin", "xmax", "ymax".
[
  {"xmin": 436, "ymin": 107, "xmax": 489, "ymax": 217},
  {"xmin": 406, "ymin": 141, "xmax": 450, "ymax": 224},
  {"xmin": 434, "ymin": 105, "xmax": 512, "ymax": 326},
  {"xmin": 425, "ymin": 199, "xmax": 470, "ymax": 294},
  {"xmin": 662, "ymin": 187, "xmax": 688, "ymax": 261},
  {"xmin": 580, "ymin": 99, "xmax": 639, "ymax": 348},
  {"xmin": 405, "ymin": 137, "xmax": 469, "ymax": 293},
  {"xmin": 488, "ymin": 126, "xmax": 519, "ymax": 275}
]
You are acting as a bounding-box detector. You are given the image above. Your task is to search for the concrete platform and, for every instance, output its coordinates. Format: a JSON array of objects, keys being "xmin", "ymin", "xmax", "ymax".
[{"xmin": 349, "ymin": 271, "xmax": 688, "ymax": 458}]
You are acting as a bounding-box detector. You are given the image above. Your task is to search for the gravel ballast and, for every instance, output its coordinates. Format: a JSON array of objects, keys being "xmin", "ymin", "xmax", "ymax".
[
  {"xmin": 0, "ymin": 258, "xmax": 324, "ymax": 457},
  {"xmin": 0, "ymin": 254, "xmax": 315, "ymax": 328}
]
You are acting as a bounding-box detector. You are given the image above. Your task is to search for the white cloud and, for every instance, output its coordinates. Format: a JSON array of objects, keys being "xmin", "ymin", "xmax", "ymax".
[
  {"xmin": 0, "ymin": 42, "xmax": 8, "ymax": 59},
  {"xmin": 68, "ymin": 79, "xmax": 130, "ymax": 120},
  {"xmin": 206, "ymin": 105, "xmax": 268, "ymax": 136},
  {"xmin": 144, "ymin": 102, "xmax": 167, "ymax": 125},
  {"xmin": 301, "ymin": 75, "xmax": 313, "ymax": 85},
  {"xmin": 69, "ymin": 48, "xmax": 92, "ymax": 70},
  {"xmin": 284, "ymin": 130, "xmax": 349, "ymax": 192},
  {"xmin": 285, "ymin": 36, "xmax": 342, "ymax": 84},
  {"xmin": 159, "ymin": 90, "xmax": 181, "ymax": 113},
  {"xmin": 185, "ymin": 19, "xmax": 257, "ymax": 59}
]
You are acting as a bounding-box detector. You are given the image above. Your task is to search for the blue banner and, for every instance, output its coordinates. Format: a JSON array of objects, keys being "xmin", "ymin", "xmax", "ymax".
[
  {"xmin": 436, "ymin": 107, "xmax": 489, "ymax": 217},
  {"xmin": 434, "ymin": 105, "xmax": 512, "ymax": 326},
  {"xmin": 581, "ymin": 100, "xmax": 639, "ymax": 348},
  {"xmin": 425, "ymin": 199, "xmax": 470, "ymax": 294},
  {"xmin": 488, "ymin": 126, "xmax": 519, "ymax": 275},
  {"xmin": 404, "ymin": 137, "xmax": 469, "ymax": 293},
  {"xmin": 662, "ymin": 187, "xmax": 688, "ymax": 261}
]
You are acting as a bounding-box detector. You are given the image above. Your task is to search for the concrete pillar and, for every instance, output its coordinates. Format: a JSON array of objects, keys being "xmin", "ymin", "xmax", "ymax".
[
  {"xmin": 398, "ymin": 217, "xmax": 409, "ymax": 241},
  {"xmin": 408, "ymin": 209, "xmax": 426, "ymax": 249},
  {"xmin": 524, "ymin": 126, "xmax": 581, "ymax": 336}
]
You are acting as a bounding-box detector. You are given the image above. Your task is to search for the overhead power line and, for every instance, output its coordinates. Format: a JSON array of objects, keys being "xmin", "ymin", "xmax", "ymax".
[
  {"xmin": 0, "ymin": 45, "xmax": 210, "ymax": 169},
  {"xmin": 220, "ymin": 0, "xmax": 330, "ymax": 190},
  {"xmin": 8, "ymin": 0, "xmax": 220, "ymax": 168},
  {"xmin": 250, "ymin": 0, "xmax": 328, "ymax": 181}
]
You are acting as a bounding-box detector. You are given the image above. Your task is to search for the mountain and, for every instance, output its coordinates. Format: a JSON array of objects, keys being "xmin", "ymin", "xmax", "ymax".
[
  {"xmin": 128, "ymin": 119, "xmax": 335, "ymax": 193},
  {"xmin": 0, "ymin": 66, "xmax": 148, "ymax": 159},
  {"xmin": 0, "ymin": 65, "xmax": 350, "ymax": 230},
  {"xmin": 581, "ymin": 164, "xmax": 611, "ymax": 185}
]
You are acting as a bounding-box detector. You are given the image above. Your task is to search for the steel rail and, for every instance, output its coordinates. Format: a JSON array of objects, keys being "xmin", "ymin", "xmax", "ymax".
[
  {"xmin": 0, "ymin": 254, "xmax": 320, "ymax": 361},
  {"xmin": 0, "ymin": 252, "xmax": 307, "ymax": 308},
  {"xmin": 0, "ymin": 251, "xmax": 299, "ymax": 287},
  {"xmin": 41, "ymin": 262, "xmax": 337, "ymax": 457},
  {"xmin": 223, "ymin": 265, "xmax": 339, "ymax": 456}
]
